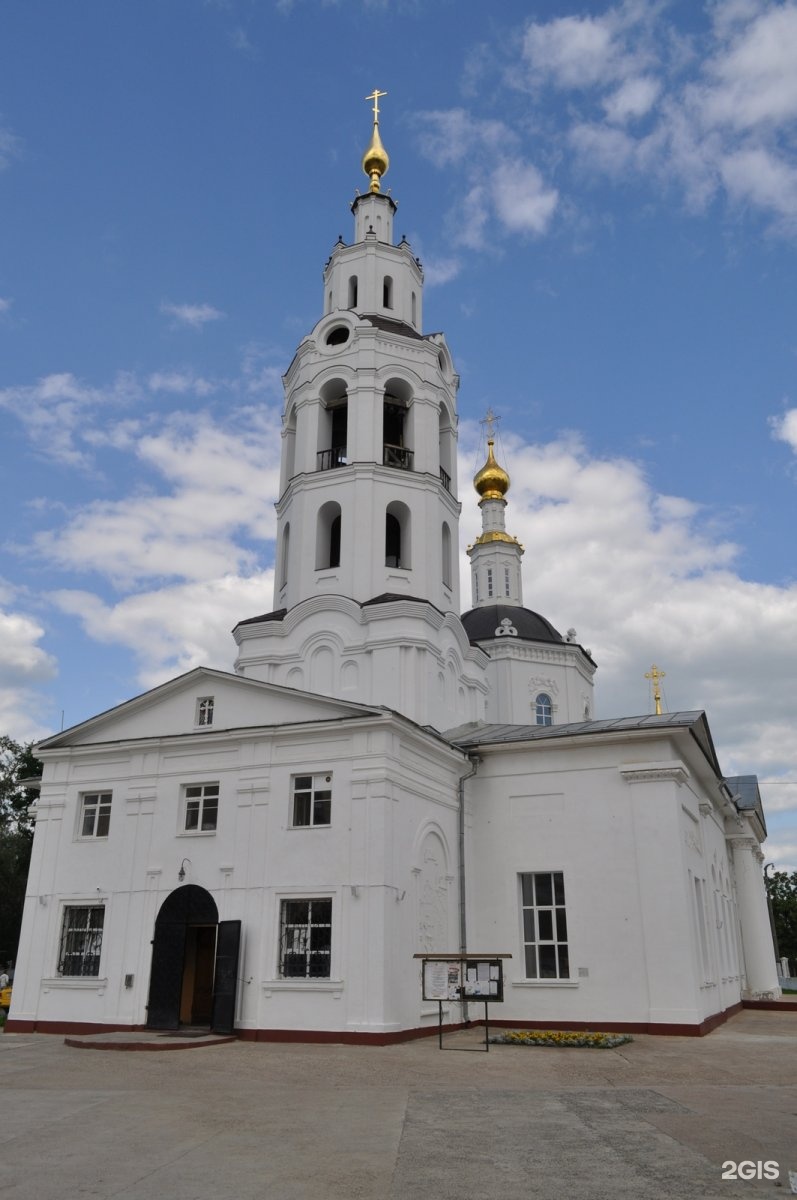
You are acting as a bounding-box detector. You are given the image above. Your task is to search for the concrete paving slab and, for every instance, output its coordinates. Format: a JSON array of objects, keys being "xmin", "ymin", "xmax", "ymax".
[{"xmin": 0, "ymin": 1009, "xmax": 795, "ymax": 1200}]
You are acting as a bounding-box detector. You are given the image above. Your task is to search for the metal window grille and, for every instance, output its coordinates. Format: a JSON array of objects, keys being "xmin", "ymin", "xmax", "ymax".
[
  {"xmin": 197, "ymin": 697, "xmax": 214, "ymax": 726},
  {"xmin": 279, "ymin": 898, "xmax": 332, "ymax": 978},
  {"xmin": 520, "ymin": 872, "xmax": 569, "ymax": 980},
  {"xmin": 487, "ymin": 568, "xmax": 493, "ymax": 597},
  {"xmin": 292, "ymin": 774, "xmax": 332, "ymax": 827},
  {"xmin": 58, "ymin": 905, "xmax": 105, "ymax": 977},
  {"xmin": 184, "ymin": 783, "xmax": 219, "ymax": 831},
  {"xmin": 80, "ymin": 792, "xmax": 112, "ymax": 838}
]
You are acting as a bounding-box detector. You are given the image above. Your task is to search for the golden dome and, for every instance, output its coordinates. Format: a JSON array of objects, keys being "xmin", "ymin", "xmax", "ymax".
[
  {"xmin": 474, "ymin": 439, "xmax": 510, "ymax": 501},
  {"xmin": 362, "ymin": 121, "xmax": 389, "ymax": 193}
]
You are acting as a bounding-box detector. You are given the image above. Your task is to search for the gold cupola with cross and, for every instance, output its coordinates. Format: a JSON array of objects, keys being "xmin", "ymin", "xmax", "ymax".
[{"xmin": 467, "ymin": 412, "xmax": 524, "ymax": 607}]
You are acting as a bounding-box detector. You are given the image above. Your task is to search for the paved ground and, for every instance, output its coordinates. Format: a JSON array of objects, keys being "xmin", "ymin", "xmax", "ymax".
[{"xmin": 1, "ymin": 1010, "xmax": 796, "ymax": 1200}]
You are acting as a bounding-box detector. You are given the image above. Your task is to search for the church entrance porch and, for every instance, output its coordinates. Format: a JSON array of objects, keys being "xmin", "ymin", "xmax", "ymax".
[{"xmin": 146, "ymin": 885, "xmax": 240, "ymax": 1035}]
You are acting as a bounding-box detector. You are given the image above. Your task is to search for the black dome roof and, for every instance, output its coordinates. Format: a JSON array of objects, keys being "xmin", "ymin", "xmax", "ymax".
[{"xmin": 460, "ymin": 604, "xmax": 564, "ymax": 646}]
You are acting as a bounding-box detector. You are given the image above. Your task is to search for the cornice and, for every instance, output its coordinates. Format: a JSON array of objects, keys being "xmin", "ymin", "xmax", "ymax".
[{"xmin": 619, "ymin": 762, "xmax": 690, "ymax": 786}]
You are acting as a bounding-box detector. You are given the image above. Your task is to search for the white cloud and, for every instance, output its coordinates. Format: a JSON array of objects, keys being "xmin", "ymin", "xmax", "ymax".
[
  {"xmin": 0, "ymin": 118, "xmax": 21, "ymax": 170},
  {"xmin": 699, "ymin": 3, "xmax": 797, "ymax": 131},
  {"xmin": 52, "ymin": 571, "xmax": 275, "ymax": 692},
  {"xmin": 0, "ymin": 297, "xmax": 11, "ymax": 314},
  {"xmin": 720, "ymin": 145, "xmax": 797, "ymax": 221},
  {"xmin": 0, "ymin": 371, "xmax": 142, "ymax": 468},
  {"xmin": 522, "ymin": 8, "xmax": 653, "ymax": 90},
  {"xmin": 148, "ymin": 369, "xmax": 217, "ymax": 396},
  {"xmin": 492, "ymin": 163, "xmax": 559, "ymax": 236},
  {"xmin": 478, "ymin": 1, "xmax": 797, "ymax": 237},
  {"xmin": 0, "ymin": 588, "xmax": 58, "ymax": 742},
  {"xmin": 770, "ymin": 407, "xmax": 797, "ymax": 453},
  {"xmin": 229, "ymin": 26, "xmax": 256, "ymax": 55},
  {"xmin": 159, "ymin": 301, "xmax": 225, "ymax": 329},
  {"xmin": 33, "ymin": 410, "xmax": 282, "ymax": 587},
  {"xmin": 603, "ymin": 75, "xmax": 661, "ymax": 123},
  {"xmin": 414, "ymin": 109, "xmax": 515, "ymax": 167},
  {"xmin": 422, "ymin": 256, "xmax": 462, "ymax": 287}
]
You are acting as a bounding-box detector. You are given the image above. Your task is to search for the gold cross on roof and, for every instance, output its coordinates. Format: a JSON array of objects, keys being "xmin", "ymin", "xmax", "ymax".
[
  {"xmin": 481, "ymin": 407, "xmax": 498, "ymax": 440},
  {"xmin": 365, "ymin": 89, "xmax": 387, "ymax": 122},
  {"xmin": 644, "ymin": 664, "xmax": 666, "ymax": 715}
]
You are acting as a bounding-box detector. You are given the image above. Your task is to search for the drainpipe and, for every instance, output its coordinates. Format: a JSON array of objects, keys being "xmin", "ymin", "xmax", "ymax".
[{"xmin": 458, "ymin": 754, "xmax": 480, "ymax": 1025}]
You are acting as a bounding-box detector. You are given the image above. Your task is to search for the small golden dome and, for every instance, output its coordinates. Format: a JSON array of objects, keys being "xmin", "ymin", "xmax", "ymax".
[
  {"xmin": 362, "ymin": 121, "xmax": 389, "ymax": 193},
  {"xmin": 474, "ymin": 439, "xmax": 510, "ymax": 501}
]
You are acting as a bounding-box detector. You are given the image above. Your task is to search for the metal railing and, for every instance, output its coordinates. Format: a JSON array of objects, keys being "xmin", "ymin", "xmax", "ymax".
[
  {"xmin": 317, "ymin": 447, "xmax": 347, "ymax": 471},
  {"xmin": 383, "ymin": 444, "xmax": 414, "ymax": 470},
  {"xmin": 439, "ymin": 466, "xmax": 451, "ymax": 491}
]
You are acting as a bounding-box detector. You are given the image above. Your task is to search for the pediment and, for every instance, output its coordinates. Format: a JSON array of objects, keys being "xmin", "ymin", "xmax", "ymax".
[{"xmin": 37, "ymin": 667, "xmax": 380, "ymax": 750}]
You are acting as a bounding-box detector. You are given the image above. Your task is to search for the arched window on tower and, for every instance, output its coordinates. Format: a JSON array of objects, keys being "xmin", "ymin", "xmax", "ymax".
[
  {"xmin": 385, "ymin": 501, "xmax": 411, "ymax": 569},
  {"xmin": 535, "ymin": 694, "xmax": 553, "ymax": 726},
  {"xmin": 317, "ymin": 380, "xmax": 348, "ymax": 471},
  {"xmin": 438, "ymin": 405, "xmax": 453, "ymax": 493},
  {"xmin": 411, "ymin": 291, "xmax": 417, "ymax": 327},
  {"xmin": 383, "ymin": 276, "xmax": 393, "ymax": 309},
  {"xmin": 316, "ymin": 501, "xmax": 342, "ymax": 570},
  {"xmin": 442, "ymin": 522, "xmax": 452, "ymax": 588},
  {"xmin": 280, "ymin": 523, "xmax": 290, "ymax": 589},
  {"xmin": 383, "ymin": 381, "xmax": 413, "ymax": 471},
  {"xmin": 348, "ymin": 276, "xmax": 358, "ymax": 308}
]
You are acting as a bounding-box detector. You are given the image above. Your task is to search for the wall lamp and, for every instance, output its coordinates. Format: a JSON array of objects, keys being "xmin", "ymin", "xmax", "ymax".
[{"xmin": 178, "ymin": 858, "xmax": 192, "ymax": 882}]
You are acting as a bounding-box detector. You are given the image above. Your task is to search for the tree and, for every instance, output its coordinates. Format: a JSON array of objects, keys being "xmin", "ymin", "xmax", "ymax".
[
  {"xmin": 764, "ymin": 870, "xmax": 797, "ymax": 972},
  {"xmin": 0, "ymin": 737, "xmax": 42, "ymax": 967}
]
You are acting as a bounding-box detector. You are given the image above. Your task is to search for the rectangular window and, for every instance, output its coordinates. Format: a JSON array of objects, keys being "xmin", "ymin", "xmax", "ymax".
[
  {"xmin": 58, "ymin": 905, "xmax": 105, "ymax": 977},
  {"xmin": 487, "ymin": 567, "xmax": 494, "ymax": 598},
  {"xmin": 79, "ymin": 791, "xmax": 112, "ymax": 838},
  {"xmin": 196, "ymin": 697, "xmax": 214, "ymax": 727},
  {"xmin": 279, "ymin": 898, "xmax": 332, "ymax": 978},
  {"xmin": 504, "ymin": 566, "xmax": 511, "ymax": 596},
  {"xmin": 184, "ymin": 783, "xmax": 219, "ymax": 832},
  {"xmin": 520, "ymin": 872, "xmax": 569, "ymax": 980},
  {"xmin": 291, "ymin": 773, "xmax": 332, "ymax": 827}
]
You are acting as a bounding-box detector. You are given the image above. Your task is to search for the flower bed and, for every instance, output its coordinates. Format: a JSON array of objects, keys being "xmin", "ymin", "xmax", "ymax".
[{"xmin": 488, "ymin": 1029, "xmax": 632, "ymax": 1049}]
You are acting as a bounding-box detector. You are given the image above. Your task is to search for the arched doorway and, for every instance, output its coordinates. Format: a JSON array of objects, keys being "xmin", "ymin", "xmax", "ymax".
[{"xmin": 146, "ymin": 885, "xmax": 240, "ymax": 1034}]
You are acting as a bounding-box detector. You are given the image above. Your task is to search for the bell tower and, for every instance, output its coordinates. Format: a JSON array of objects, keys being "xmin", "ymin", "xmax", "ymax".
[
  {"xmin": 234, "ymin": 95, "xmax": 488, "ymax": 731},
  {"xmin": 272, "ymin": 92, "xmax": 461, "ymax": 615}
]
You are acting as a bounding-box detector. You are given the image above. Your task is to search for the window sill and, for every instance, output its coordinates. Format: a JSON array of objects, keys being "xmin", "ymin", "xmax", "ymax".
[
  {"xmin": 289, "ymin": 823, "xmax": 332, "ymax": 831},
  {"xmin": 262, "ymin": 979, "xmax": 343, "ymax": 995},
  {"xmin": 511, "ymin": 980, "xmax": 579, "ymax": 989},
  {"xmin": 177, "ymin": 830, "xmax": 217, "ymax": 838},
  {"xmin": 42, "ymin": 977, "xmax": 107, "ymax": 990}
]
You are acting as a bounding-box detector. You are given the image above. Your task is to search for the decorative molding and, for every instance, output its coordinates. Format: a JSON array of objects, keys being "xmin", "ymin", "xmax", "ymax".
[{"xmin": 619, "ymin": 763, "xmax": 689, "ymax": 786}]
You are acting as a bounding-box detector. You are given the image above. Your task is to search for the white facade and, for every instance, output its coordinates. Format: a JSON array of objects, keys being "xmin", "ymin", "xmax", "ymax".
[{"xmin": 9, "ymin": 108, "xmax": 779, "ymax": 1041}]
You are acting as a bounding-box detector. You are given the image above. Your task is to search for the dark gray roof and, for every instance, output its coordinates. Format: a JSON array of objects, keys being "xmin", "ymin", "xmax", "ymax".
[
  {"xmin": 445, "ymin": 710, "xmax": 722, "ymax": 777},
  {"xmin": 362, "ymin": 314, "xmax": 424, "ymax": 341},
  {"xmin": 235, "ymin": 594, "xmax": 449, "ymax": 632},
  {"xmin": 235, "ymin": 608, "xmax": 287, "ymax": 628},
  {"xmin": 460, "ymin": 604, "xmax": 564, "ymax": 646},
  {"xmin": 725, "ymin": 774, "xmax": 767, "ymax": 836}
]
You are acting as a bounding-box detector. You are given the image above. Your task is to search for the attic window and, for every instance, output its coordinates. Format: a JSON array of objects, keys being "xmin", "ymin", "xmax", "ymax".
[
  {"xmin": 196, "ymin": 697, "xmax": 214, "ymax": 727},
  {"xmin": 326, "ymin": 326, "xmax": 349, "ymax": 347}
]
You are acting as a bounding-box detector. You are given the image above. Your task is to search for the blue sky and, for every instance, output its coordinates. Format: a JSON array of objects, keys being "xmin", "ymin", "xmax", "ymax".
[{"xmin": 1, "ymin": 0, "xmax": 797, "ymax": 868}]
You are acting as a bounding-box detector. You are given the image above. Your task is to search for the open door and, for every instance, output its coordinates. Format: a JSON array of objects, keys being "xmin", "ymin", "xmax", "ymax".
[
  {"xmin": 147, "ymin": 885, "xmax": 219, "ymax": 1030},
  {"xmin": 211, "ymin": 919, "xmax": 241, "ymax": 1035}
]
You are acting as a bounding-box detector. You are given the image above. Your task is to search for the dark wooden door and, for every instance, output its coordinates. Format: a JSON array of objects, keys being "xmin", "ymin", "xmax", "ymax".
[{"xmin": 211, "ymin": 920, "xmax": 241, "ymax": 1035}]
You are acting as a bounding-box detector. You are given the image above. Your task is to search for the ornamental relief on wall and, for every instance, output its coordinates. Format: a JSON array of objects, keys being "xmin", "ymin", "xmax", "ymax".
[{"xmin": 416, "ymin": 833, "xmax": 449, "ymax": 954}]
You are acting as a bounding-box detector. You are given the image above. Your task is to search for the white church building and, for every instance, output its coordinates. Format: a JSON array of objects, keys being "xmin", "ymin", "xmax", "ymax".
[{"xmin": 8, "ymin": 101, "xmax": 779, "ymax": 1042}]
